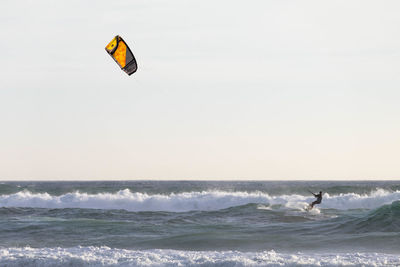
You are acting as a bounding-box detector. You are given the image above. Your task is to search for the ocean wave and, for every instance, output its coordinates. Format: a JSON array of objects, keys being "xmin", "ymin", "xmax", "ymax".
[
  {"xmin": 347, "ymin": 200, "xmax": 400, "ymax": 233},
  {"xmin": 0, "ymin": 247, "xmax": 399, "ymax": 267},
  {"xmin": 0, "ymin": 189, "xmax": 399, "ymax": 212}
]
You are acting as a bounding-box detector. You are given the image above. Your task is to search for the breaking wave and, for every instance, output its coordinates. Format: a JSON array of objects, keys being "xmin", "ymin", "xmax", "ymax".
[
  {"xmin": 0, "ymin": 189, "xmax": 399, "ymax": 212},
  {"xmin": 0, "ymin": 247, "xmax": 399, "ymax": 267}
]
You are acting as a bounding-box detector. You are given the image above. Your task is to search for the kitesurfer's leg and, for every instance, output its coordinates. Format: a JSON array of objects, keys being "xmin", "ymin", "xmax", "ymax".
[{"xmin": 309, "ymin": 199, "xmax": 321, "ymax": 210}]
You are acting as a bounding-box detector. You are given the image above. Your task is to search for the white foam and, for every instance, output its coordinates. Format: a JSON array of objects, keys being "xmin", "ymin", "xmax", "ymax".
[
  {"xmin": 0, "ymin": 247, "xmax": 399, "ymax": 267},
  {"xmin": 322, "ymin": 189, "xmax": 400, "ymax": 210},
  {"xmin": 256, "ymin": 204, "xmax": 272, "ymax": 210},
  {"xmin": 0, "ymin": 189, "xmax": 399, "ymax": 212}
]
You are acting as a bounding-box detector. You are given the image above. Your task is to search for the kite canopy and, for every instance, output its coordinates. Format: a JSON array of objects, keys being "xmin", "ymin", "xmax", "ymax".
[{"xmin": 105, "ymin": 35, "xmax": 137, "ymax": 76}]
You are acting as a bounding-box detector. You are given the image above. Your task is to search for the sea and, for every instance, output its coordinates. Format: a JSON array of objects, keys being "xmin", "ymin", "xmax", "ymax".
[{"xmin": 0, "ymin": 180, "xmax": 399, "ymax": 266}]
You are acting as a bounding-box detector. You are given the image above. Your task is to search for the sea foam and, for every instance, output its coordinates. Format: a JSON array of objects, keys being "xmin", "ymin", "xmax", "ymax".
[
  {"xmin": 0, "ymin": 247, "xmax": 399, "ymax": 267},
  {"xmin": 0, "ymin": 189, "xmax": 399, "ymax": 212}
]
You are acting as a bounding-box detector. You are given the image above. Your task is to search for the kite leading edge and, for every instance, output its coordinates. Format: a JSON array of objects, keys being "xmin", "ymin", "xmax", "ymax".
[{"xmin": 105, "ymin": 35, "xmax": 137, "ymax": 76}]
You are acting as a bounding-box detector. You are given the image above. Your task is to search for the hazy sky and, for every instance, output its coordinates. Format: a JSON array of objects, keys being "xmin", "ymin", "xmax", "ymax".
[{"xmin": 1, "ymin": 0, "xmax": 399, "ymax": 180}]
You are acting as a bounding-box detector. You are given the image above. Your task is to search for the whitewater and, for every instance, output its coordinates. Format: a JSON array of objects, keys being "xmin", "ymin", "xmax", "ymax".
[
  {"xmin": 1, "ymin": 188, "xmax": 400, "ymax": 212},
  {"xmin": 1, "ymin": 247, "xmax": 400, "ymax": 267},
  {"xmin": 0, "ymin": 181, "xmax": 399, "ymax": 266}
]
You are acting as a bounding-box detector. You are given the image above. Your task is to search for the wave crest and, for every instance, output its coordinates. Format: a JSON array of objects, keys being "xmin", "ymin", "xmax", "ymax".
[{"xmin": 0, "ymin": 189, "xmax": 399, "ymax": 212}]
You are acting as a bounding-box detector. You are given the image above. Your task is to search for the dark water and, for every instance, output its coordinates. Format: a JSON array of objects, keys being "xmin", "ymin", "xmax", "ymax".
[{"xmin": 0, "ymin": 181, "xmax": 400, "ymax": 266}]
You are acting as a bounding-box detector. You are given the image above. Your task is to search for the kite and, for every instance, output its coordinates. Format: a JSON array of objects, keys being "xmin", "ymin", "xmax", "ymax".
[{"xmin": 105, "ymin": 35, "xmax": 137, "ymax": 76}]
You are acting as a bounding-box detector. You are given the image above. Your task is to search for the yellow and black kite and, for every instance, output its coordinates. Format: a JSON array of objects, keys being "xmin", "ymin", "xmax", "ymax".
[{"xmin": 105, "ymin": 35, "xmax": 137, "ymax": 76}]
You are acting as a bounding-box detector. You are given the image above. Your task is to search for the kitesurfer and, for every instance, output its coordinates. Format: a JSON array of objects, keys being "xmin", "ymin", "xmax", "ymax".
[{"xmin": 309, "ymin": 191, "xmax": 323, "ymax": 209}]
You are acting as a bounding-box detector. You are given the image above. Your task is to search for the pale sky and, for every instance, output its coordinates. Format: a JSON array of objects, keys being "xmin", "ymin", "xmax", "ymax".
[{"xmin": 0, "ymin": 0, "xmax": 399, "ymax": 180}]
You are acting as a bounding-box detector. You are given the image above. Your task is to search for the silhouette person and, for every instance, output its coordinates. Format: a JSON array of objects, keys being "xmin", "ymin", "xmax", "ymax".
[{"xmin": 309, "ymin": 191, "xmax": 322, "ymax": 209}]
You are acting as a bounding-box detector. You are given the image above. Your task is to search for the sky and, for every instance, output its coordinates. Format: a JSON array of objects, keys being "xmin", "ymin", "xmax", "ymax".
[{"xmin": 0, "ymin": 0, "xmax": 399, "ymax": 180}]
